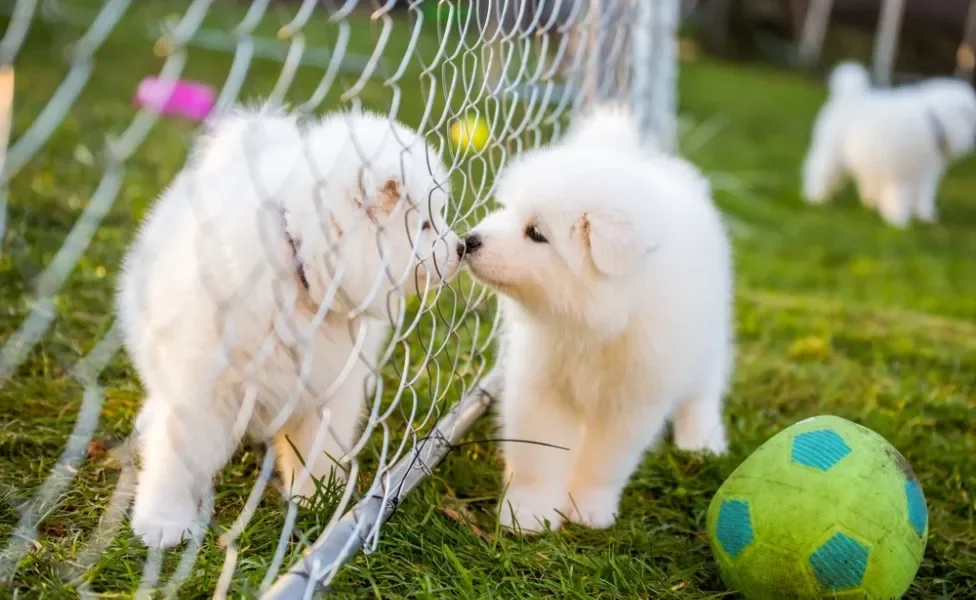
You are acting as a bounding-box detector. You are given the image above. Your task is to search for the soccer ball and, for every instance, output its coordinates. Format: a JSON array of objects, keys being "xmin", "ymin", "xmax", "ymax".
[{"xmin": 707, "ymin": 415, "xmax": 927, "ymax": 599}]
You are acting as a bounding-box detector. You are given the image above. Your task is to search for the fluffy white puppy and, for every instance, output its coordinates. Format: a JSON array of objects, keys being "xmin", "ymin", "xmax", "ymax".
[
  {"xmin": 803, "ymin": 61, "xmax": 976, "ymax": 227},
  {"xmin": 117, "ymin": 106, "xmax": 461, "ymax": 548},
  {"xmin": 461, "ymin": 106, "xmax": 733, "ymax": 534}
]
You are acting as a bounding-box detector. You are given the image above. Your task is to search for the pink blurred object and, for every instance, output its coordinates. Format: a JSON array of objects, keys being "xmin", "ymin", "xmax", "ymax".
[{"xmin": 135, "ymin": 77, "xmax": 216, "ymax": 121}]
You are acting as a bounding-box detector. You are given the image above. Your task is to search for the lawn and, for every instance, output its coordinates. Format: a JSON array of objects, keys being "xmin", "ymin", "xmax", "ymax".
[{"xmin": 1, "ymin": 1, "xmax": 975, "ymax": 598}]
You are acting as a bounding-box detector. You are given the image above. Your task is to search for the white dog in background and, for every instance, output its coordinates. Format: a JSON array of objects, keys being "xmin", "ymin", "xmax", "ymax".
[
  {"xmin": 803, "ymin": 61, "xmax": 976, "ymax": 227},
  {"xmin": 117, "ymin": 107, "xmax": 461, "ymax": 548},
  {"xmin": 461, "ymin": 106, "xmax": 734, "ymax": 534}
]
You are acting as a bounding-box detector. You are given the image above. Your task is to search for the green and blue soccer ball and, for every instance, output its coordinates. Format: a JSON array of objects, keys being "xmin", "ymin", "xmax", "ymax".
[{"xmin": 707, "ymin": 415, "xmax": 927, "ymax": 599}]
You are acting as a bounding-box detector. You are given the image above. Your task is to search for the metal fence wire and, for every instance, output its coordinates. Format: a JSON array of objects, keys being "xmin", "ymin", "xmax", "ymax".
[{"xmin": 0, "ymin": 0, "xmax": 678, "ymax": 596}]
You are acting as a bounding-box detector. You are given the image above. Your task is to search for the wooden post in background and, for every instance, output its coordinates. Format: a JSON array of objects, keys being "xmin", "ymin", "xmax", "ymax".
[
  {"xmin": 872, "ymin": 0, "xmax": 906, "ymax": 85},
  {"xmin": 0, "ymin": 67, "xmax": 13, "ymax": 177},
  {"xmin": 798, "ymin": 0, "xmax": 835, "ymax": 68},
  {"xmin": 957, "ymin": 0, "xmax": 976, "ymax": 82}
]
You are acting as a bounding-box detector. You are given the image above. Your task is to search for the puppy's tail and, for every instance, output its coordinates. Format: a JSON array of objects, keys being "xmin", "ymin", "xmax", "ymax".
[
  {"xmin": 828, "ymin": 61, "xmax": 870, "ymax": 98},
  {"xmin": 565, "ymin": 103, "xmax": 650, "ymax": 153},
  {"xmin": 190, "ymin": 103, "xmax": 301, "ymax": 170}
]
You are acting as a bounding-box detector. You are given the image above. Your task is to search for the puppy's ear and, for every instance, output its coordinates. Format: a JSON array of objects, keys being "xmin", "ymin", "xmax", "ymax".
[
  {"xmin": 357, "ymin": 168, "xmax": 403, "ymax": 214},
  {"xmin": 577, "ymin": 210, "xmax": 654, "ymax": 277}
]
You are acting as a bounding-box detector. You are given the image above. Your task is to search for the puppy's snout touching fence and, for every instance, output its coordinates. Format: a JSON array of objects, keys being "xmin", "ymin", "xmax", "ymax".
[
  {"xmin": 462, "ymin": 233, "xmax": 482, "ymax": 255},
  {"xmin": 0, "ymin": 0, "xmax": 678, "ymax": 596}
]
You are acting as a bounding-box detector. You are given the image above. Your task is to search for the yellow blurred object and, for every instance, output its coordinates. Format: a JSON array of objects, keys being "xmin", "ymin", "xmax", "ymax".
[
  {"xmin": 678, "ymin": 37, "xmax": 700, "ymax": 62},
  {"xmin": 450, "ymin": 116, "xmax": 490, "ymax": 151},
  {"xmin": 957, "ymin": 44, "xmax": 975, "ymax": 71}
]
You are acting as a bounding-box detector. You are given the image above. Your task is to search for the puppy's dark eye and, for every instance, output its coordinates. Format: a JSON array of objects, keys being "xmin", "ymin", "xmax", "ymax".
[
  {"xmin": 421, "ymin": 221, "xmax": 432, "ymax": 232},
  {"xmin": 526, "ymin": 224, "xmax": 548, "ymax": 243}
]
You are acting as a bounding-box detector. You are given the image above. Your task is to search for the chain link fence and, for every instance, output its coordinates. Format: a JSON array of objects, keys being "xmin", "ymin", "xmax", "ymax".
[{"xmin": 0, "ymin": 0, "xmax": 678, "ymax": 596}]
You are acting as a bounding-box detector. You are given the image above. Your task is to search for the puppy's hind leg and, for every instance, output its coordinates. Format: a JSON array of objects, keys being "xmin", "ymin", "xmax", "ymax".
[
  {"xmin": 131, "ymin": 393, "xmax": 242, "ymax": 549},
  {"xmin": 673, "ymin": 368, "xmax": 729, "ymax": 456},
  {"xmin": 877, "ymin": 181, "xmax": 914, "ymax": 228}
]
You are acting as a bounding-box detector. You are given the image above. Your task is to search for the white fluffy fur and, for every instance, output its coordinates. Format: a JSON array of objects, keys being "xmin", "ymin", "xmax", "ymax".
[
  {"xmin": 803, "ymin": 61, "xmax": 976, "ymax": 227},
  {"xmin": 464, "ymin": 106, "xmax": 734, "ymax": 534},
  {"xmin": 117, "ymin": 107, "xmax": 461, "ymax": 548}
]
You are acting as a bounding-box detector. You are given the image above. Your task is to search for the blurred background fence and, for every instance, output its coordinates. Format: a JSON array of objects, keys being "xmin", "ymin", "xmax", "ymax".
[{"xmin": 687, "ymin": 0, "xmax": 976, "ymax": 83}]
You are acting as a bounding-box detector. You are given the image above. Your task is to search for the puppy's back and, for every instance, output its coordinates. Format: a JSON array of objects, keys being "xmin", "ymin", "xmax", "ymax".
[
  {"xmin": 117, "ymin": 107, "xmax": 308, "ymax": 369},
  {"xmin": 191, "ymin": 104, "xmax": 301, "ymax": 170}
]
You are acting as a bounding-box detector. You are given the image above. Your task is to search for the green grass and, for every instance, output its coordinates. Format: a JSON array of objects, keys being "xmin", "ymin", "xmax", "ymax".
[{"xmin": 2, "ymin": 2, "xmax": 976, "ymax": 598}]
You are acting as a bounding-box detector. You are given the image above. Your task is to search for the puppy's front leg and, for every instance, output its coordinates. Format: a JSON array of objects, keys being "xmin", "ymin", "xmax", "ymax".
[
  {"xmin": 914, "ymin": 169, "xmax": 943, "ymax": 223},
  {"xmin": 566, "ymin": 406, "xmax": 670, "ymax": 529},
  {"xmin": 132, "ymin": 398, "xmax": 240, "ymax": 548},
  {"xmin": 802, "ymin": 148, "xmax": 844, "ymax": 204},
  {"xmin": 499, "ymin": 385, "xmax": 581, "ymax": 534}
]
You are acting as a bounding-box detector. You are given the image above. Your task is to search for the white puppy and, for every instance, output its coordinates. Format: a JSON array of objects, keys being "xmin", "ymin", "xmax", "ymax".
[
  {"xmin": 803, "ymin": 61, "xmax": 976, "ymax": 227},
  {"xmin": 462, "ymin": 106, "xmax": 733, "ymax": 534},
  {"xmin": 117, "ymin": 106, "xmax": 461, "ymax": 548}
]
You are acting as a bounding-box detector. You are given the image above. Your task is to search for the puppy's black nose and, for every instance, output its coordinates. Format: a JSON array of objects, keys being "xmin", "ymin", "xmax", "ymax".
[{"xmin": 462, "ymin": 234, "xmax": 482, "ymax": 256}]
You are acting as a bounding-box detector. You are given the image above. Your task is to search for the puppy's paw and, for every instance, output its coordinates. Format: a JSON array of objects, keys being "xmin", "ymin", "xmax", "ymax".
[
  {"xmin": 674, "ymin": 405, "xmax": 729, "ymax": 455},
  {"xmin": 804, "ymin": 192, "xmax": 828, "ymax": 205},
  {"xmin": 914, "ymin": 206, "xmax": 938, "ymax": 224},
  {"xmin": 674, "ymin": 419, "xmax": 728, "ymax": 456},
  {"xmin": 878, "ymin": 203, "xmax": 911, "ymax": 229},
  {"xmin": 131, "ymin": 494, "xmax": 202, "ymax": 549},
  {"xmin": 802, "ymin": 177, "xmax": 831, "ymax": 205},
  {"xmin": 498, "ymin": 484, "xmax": 565, "ymax": 535},
  {"xmin": 566, "ymin": 487, "xmax": 619, "ymax": 529},
  {"xmin": 881, "ymin": 215, "xmax": 911, "ymax": 229}
]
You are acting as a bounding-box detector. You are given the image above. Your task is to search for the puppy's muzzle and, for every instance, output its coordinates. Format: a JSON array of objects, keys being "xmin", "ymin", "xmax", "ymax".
[{"xmin": 457, "ymin": 234, "xmax": 482, "ymax": 259}]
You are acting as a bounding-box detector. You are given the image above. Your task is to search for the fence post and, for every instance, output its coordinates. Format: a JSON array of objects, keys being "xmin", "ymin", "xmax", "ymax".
[
  {"xmin": 798, "ymin": 0, "xmax": 834, "ymax": 68},
  {"xmin": 872, "ymin": 0, "xmax": 905, "ymax": 85},
  {"xmin": 585, "ymin": 0, "xmax": 680, "ymax": 151},
  {"xmin": 631, "ymin": 0, "xmax": 652, "ymax": 135},
  {"xmin": 631, "ymin": 0, "xmax": 679, "ymax": 152},
  {"xmin": 583, "ymin": 0, "xmax": 608, "ymax": 105}
]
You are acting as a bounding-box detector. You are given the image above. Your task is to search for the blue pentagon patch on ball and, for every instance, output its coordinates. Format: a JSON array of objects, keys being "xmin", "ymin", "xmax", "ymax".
[
  {"xmin": 808, "ymin": 531, "xmax": 869, "ymax": 590},
  {"xmin": 904, "ymin": 480, "xmax": 927, "ymax": 536},
  {"xmin": 715, "ymin": 499, "xmax": 754, "ymax": 559},
  {"xmin": 791, "ymin": 429, "xmax": 852, "ymax": 472}
]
